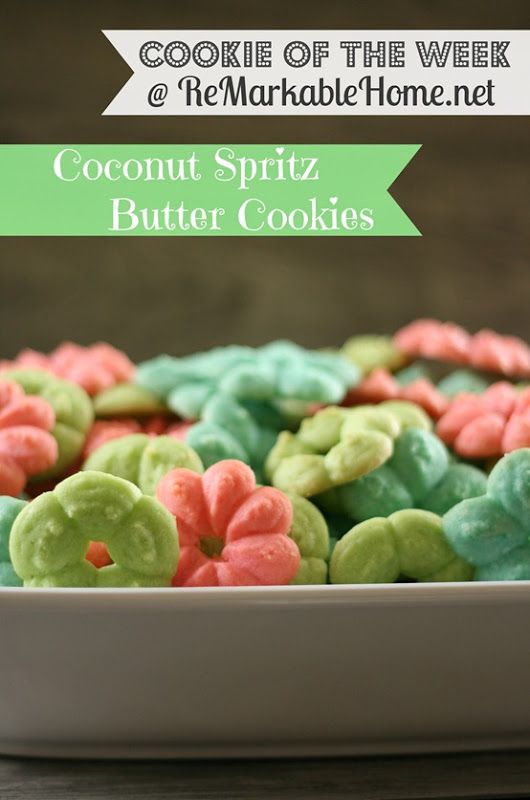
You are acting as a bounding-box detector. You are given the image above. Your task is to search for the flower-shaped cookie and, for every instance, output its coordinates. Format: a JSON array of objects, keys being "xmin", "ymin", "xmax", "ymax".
[
  {"xmin": 394, "ymin": 319, "xmax": 530, "ymax": 379},
  {"xmin": 83, "ymin": 433, "xmax": 203, "ymax": 495},
  {"xmin": 0, "ymin": 496, "xmax": 26, "ymax": 586},
  {"xmin": 266, "ymin": 400, "xmax": 431, "ymax": 498},
  {"xmin": 0, "ymin": 379, "xmax": 58, "ymax": 495},
  {"xmin": 136, "ymin": 340, "xmax": 359, "ymax": 419},
  {"xmin": 330, "ymin": 509, "xmax": 473, "ymax": 584},
  {"xmin": 320, "ymin": 428, "xmax": 487, "ymax": 522},
  {"xmin": 436, "ymin": 382, "xmax": 530, "ymax": 459},
  {"xmin": 1, "ymin": 342, "xmax": 134, "ymax": 396},
  {"xmin": 157, "ymin": 460, "xmax": 300, "ymax": 587},
  {"xmin": 9, "ymin": 471, "xmax": 179, "ymax": 587},
  {"xmin": 1, "ymin": 369, "xmax": 93, "ymax": 478},
  {"xmin": 443, "ymin": 449, "xmax": 530, "ymax": 580}
]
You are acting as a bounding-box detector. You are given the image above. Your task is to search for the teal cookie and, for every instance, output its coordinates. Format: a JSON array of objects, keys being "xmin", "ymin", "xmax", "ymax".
[
  {"xmin": 136, "ymin": 340, "xmax": 359, "ymax": 418},
  {"xmin": 444, "ymin": 449, "xmax": 530, "ymax": 580},
  {"xmin": 0, "ymin": 496, "xmax": 26, "ymax": 586},
  {"xmin": 185, "ymin": 395, "xmax": 277, "ymax": 480},
  {"xmin": 322, "ymin": 428, "xmax": 487, "ymax": 522}
]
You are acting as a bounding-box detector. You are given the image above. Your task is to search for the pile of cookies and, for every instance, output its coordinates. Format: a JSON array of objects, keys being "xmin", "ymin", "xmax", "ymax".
[{"xmin": 1, "ymin": 321, "xmax": 529, "ymax": 587}]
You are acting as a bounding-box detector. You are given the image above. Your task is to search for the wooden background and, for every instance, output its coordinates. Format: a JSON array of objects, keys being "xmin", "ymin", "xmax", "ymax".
[{"xmin": 0, "ymin": 0, "xmax": 528, "ymax": 361}]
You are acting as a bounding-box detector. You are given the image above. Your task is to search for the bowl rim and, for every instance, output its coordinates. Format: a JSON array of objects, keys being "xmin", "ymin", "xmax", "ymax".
[{"xmin": 1, "ymin": 581, "xmax": 529, "ymax": 610}]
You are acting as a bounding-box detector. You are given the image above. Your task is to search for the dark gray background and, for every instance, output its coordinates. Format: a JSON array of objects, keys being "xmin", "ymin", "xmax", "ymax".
[{"xmin": 0, "ymin": 0, "xmax": 528, "ymax": 361}]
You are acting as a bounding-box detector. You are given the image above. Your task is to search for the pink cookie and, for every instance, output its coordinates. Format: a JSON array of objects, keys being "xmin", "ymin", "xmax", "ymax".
[
  {"xmin": 157, "ymin": 459, "xmax": 299, "ymax": 587},
  {"xmin": 394, "ymin": 319, "xmax": 530, "ymax": 379},
  {"xmin": 394, "ymin": 319, "xmax": 470, "ymax": 363},
  {"xmin": 0, "ymin": 379, "xmax": 58, "ymax": 496},
  {"xmin": 436, "ymin": 382, "xmax": 530, "ymax": 458},
  {"xmin": 344, "ymin": 367, "xmax": 449, "ymax": 420},
  {"xmin": 469, "ymin": 330, "xmax": 530, "ymax": 377},
  {"xmin": 1, "ymin": 342, "xmax": 134, "ymax": 396}
]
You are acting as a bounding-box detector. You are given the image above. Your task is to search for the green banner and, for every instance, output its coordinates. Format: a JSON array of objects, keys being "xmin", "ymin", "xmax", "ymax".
[{"xmin": 0, "ymin": 144, "xmax": 420, "ymax": 236}]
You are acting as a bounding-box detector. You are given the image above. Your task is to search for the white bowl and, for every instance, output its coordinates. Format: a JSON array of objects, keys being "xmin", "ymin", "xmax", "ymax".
[{"xmin": 1, "ymin": 582, "xmax": 529, "ymax": 759}]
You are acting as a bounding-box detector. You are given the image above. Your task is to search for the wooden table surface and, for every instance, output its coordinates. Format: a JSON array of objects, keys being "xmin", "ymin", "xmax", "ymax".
[{"xmin": 1, "ymin": 751, "xmax": 530, "ymax": 799}]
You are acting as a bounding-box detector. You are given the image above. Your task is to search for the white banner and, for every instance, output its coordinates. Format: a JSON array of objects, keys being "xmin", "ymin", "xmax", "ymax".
[{"xmin": 103, "ymin": 29, "xmax": 530, "ymax": 116}]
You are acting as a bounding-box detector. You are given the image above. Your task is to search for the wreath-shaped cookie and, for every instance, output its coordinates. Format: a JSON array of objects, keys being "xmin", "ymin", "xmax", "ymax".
[{"xmin": 9, "ymin": 471, "xmax": 179, "ymax": 587}]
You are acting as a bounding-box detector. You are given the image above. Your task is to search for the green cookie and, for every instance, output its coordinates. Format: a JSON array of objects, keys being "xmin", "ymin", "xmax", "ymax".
[
  {"xmin": 330, "ymin": 509, "xmax": 473, "ymax": 584},
  {"xmin": 9, "ymin": 471, "xmax": 179, "ymax": 587},
  {"xmin": 93, "ymin": 382, "xmax": 167, "ymax": 417},
  {"xmin": 288, "ymin": 494, "xmax": 329, "ymax": 584},
  {"xmin": 83, "ymin": 433, "xmax": 203, "ymax": 495},
  {"xmin": 341, "ymin": 335, "xmax": 407, "ymax": 375},
  {"xmin": 266, "ymin": 401, "xmax": 431, "ymax": 498}
]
